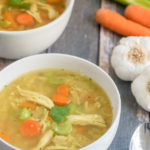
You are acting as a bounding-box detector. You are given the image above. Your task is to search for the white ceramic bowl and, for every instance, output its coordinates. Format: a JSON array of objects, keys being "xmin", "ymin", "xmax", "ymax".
[
  {"xmin": 0, "ymin": 54, "xmax": 121, "ymax": 150},
  {"xmin": 0, "ymin": 0, "xmax": 74, "ymax": 59}
]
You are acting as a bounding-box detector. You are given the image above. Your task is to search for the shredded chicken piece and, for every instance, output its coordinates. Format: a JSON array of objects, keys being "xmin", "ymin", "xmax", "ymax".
[
  {"xmin": 0, "ymin": 5, "xmax": 2, "ymax": 16},
  {"xmin": 37, "ymin": 2, "xmax": 59, "ymax": 19},
  {"xmin": 17, "ymin": 87, "xmax": 54, "ymax": 109},
  {"xmin": 32, "ymin": 130, "xmax": 53, "ymax": 150},
  {"xmin": 27, "ymin": 4, "xmax": 42, "ymax": 23},
  {"xmin": 31, "ymin": 106, "xmax": 50, "ymax": 133},
  {"xmin": 67, "ymin": 114, "xmax": 106, "ymax": 127},
  {"xmin": 52, "ymin": 135, "xmax": 74, "ymax": 146},
  {"xmin": 45, "ymin": 146, "xmax": 70, "ymax": 150},
  {"xmin": 40, "ymin": 110, "xmax": 49, "ymax": 133}
]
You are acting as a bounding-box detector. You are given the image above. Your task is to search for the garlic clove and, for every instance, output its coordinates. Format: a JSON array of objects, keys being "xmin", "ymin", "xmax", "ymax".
[{"xmin": 131, "ymin": 66, "xmax": 150, "ymax": 112}]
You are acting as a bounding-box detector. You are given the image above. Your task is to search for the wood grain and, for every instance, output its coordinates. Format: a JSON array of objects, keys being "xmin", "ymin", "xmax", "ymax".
[
  {"xmin": 99, "ymin": 0, "xmax": 149, "ymax": 150},
  {"xmin": 51, "ymin": 0, "xmax": 100, "ymax": 64},
  {"xmin": 0, "ymin": 0, "xmax": 149, "ymax": 149}
]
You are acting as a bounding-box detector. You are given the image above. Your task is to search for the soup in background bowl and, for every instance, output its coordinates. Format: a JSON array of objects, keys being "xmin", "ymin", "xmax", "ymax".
[
  {"xmin": 0, "ymin": 54, "xmax": 121, "ymax": 150},
  {"xmin": 0, "ymin": 0, "xmax": 74, "ymax": 59},
  {"xmin": 0, "ymin": 0, "xmax": 66, "ymax": 31}
]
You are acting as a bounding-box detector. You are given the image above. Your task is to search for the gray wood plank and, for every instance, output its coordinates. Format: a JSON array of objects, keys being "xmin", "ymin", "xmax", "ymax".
[
  {"xmin": 50, "ymin": 0, "xmax": 100, "ymax": 64},
  {"xmin": 99, "ymin": 0, "xmax": 149, "ymax": 150}
]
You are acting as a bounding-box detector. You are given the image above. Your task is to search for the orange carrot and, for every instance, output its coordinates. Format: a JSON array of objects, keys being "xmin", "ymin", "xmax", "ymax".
[
  {"xmin": 0, "ymin": 133, "xmax": 11, "ymax": 144},
  {"xmin": 3, "ymin": 12, "xmax": 18, "ymax": 29},
  {"xmin": 40, "ymin": 12, "xmax": 48, "ymax": 20},
  {"xmin": 125, "ymin": 5, "xmax": 150, "ymax": 29},
  {"xmin": 95, "ymin": 9, "xmax": 150, "ymax": 36},
  {"xmin": 52, "ymin": 94, "xmax": 70, "ymax": 106},
  {"xmin": 46, "ymin": 0, "xmax": 61, "ymax": 4},
  {"xmin": 57, "ymin": 84, "xmax": 69, "ymax": 97},
  {"xmin": 16, "ymin": 13, "xmax": 35, "ymax": 27},
  {"xmin": 20, "ymin": 120, "xmax": 41, "ymax": 137},
  {"xmin": 58, "ymin": 7, "xmax": 65, "ymax": 14},
  {"xmin": 19, "ymin": 101, "xmax": 37, "ymax": 110}
]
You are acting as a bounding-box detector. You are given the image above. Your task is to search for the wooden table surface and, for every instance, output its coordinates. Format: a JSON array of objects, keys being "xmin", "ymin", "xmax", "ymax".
[{"xmin": 0, "ymin": 0, "xmax": 149, "ymax": 150}]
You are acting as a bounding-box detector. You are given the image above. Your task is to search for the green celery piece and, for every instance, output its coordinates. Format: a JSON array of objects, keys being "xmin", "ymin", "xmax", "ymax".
[
  {"xmin": 115, "ymin": 0, "xmax": 150, "ymax": 9},
  {"xmin": 0, "ymin": 20, "xmax": 11, "ymax": 28},
  {"xmin": 19, "ymin": 108, "xmax": 31, "ymax": 120},
  {"xmin": 51, "ymin": 122, "xmax": 72, "ymax": 136},
  {"xmin": 50, "ymin": 106, "xmax": 70, "ymax": 123},
  {"xmin": 8, "ymin": 0, "xmax": 31, "ymax": 9},
  {"xmin": 48, "ymin": 75, "xmax": 64, "ymax": 86}
]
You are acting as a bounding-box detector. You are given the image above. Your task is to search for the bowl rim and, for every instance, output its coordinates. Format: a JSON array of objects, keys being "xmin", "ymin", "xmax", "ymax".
[
  {"xmin": 0, "ymin": 53, "xmax": 121, "ymax": 149},
  {"xmin": 0, "ymin": 0, "xmax": 74, "ymax": 35}
]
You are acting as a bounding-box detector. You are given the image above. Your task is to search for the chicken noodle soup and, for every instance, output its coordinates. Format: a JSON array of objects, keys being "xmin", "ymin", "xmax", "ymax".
[
  {"xmin": 0, "ymin": 69, "xmax": 113, "ymax": 150},
  {"xmin": 0, "ymin": 0, "xmax": 66, "ymax": 31}
]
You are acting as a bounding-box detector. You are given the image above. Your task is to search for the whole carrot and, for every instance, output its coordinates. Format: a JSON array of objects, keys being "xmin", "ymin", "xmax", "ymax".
[
  {"xmin": 95, "ymin": 9, "xmax": 150, "ymax": 36},
  {"xmin": 125, "ymin": 5, "xmax": 150, "ymax": 28}
]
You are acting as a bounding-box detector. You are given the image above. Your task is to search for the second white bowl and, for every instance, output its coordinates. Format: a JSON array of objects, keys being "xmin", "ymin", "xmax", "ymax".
[{"xmin": 0, "ymin": 54, "xmax": 121, "ymax": 150}]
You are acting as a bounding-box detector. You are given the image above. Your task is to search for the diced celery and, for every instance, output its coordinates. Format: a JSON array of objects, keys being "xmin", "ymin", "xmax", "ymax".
[
  {"xmin": 0, "ymin": 20, "xmax": 11, "ymax": 28},
  {"xmin": 52, "ymin": 122, "xmax": 72, "ymax": 136},
  {"xmin": 48, "ymin": 75, "xmax": 64, "ymax": 86},
  {"xmin": 19, "ymin": 108, "xmax": 31, "ymax": 120}
]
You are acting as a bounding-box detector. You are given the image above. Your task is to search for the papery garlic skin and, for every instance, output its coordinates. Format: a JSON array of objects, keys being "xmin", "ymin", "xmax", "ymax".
[
  {"xmin": 111, "ymin": 37, "xmax": 150, "ymax": 81},
  {"xmin": 131, "ymin": 66, "xmax": 150, "ymax": 112}
]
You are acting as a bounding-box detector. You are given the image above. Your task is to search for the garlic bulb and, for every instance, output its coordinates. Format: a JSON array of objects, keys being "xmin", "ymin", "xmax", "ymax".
[
  {"xmin": 131, "ymin": 66, "xmax": 150, "ymax": 111},
  {"xmin": 111, "ymin": 37, "xmax": 150, "ymax": 81}
]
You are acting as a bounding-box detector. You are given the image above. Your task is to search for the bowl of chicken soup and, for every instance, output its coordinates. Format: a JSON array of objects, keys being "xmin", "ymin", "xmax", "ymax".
[
  {"xmin": 0, "ymin": 54, "xmax": 121, "ymax": 150},
  {"xmin": 0, "ymin": 0, "xmax": 74, "ymax": 59}
]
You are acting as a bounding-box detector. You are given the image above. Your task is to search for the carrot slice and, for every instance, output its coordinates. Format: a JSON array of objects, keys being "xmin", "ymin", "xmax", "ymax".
[
  {"xmin": 16, "ymin": 13, "xmax": 35, "ymax": 27},
  {"xmin": 19, "ymin": 101, "xmax": 37, "ymax": 110},
  {"xmin": 46, "ymin": 0, "xmax": 62, "ymax": 4},
  {"xmin": 20, "ymin": 120, "xmax": 41, "ymax": 137},
  {"xmin": 57, "ymin": 84, "xmax": 69, "ymax": 97},
  {"xmin": 40, "ymin": 12, "xmax": 48, "ymax": 20},
  {"xmin": 3, "ymin": 12, "xmax": 18, "ymax": 29},
  {"xmin": 52, "ymin": 94, "xmax": 70, "ymax": 106},
  {"xmin": 0, "ymin": 133, "xmax": 11, "ymax": 143},
  {"xmin": 58, "ymin": 7, "xmax": 65, "ymax": 14}
]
